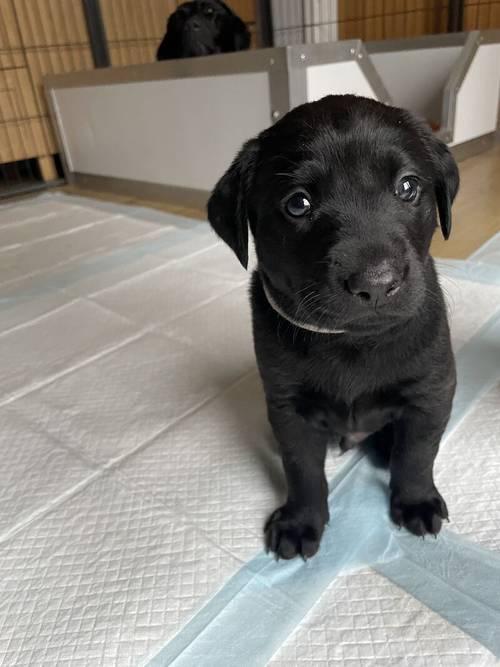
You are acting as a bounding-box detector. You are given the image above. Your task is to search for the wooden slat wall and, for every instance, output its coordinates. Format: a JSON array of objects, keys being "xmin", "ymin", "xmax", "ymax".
[
  {"xmin": 338, "ymin": 0, "xmax": 500, "ymax": 40},
  {"xmin": 463, "ymin": 1, "xmax": 500, "ymax": 29},
  {"xmin": 1, "ymin": 0, "xmax": 94, "ymax": 179},
  {"xmin": 338, "ymin": 1, "xmax": 449, "ymax": 41},
  {"xmin": 100, "ymin": 0, "xmax": 258, "ymax": 67},
  {"xmin": 100, "ymin": 0, "xmax": 176, "ymax": 66},
  {"xmin": 0, "ymin": 0, "xmax": 23, "ymax": 68},
  {"xmin": 0, "ymin": 0, "xmax": 46, "ymax": 168}
]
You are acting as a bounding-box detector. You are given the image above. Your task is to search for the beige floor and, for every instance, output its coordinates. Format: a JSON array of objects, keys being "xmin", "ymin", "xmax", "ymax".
[
  {"xmin": 58, "ymin": 143, "xmax": 500, "ymax": 261},
  {"xmin": 431, "ymin": 143, "xmax": 500, "ymax": 258}
]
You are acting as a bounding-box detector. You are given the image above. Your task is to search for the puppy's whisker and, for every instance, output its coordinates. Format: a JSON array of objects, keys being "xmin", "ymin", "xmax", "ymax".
[
  {"xmin": 294, "ymin": 290, "xmax": 314, "ymax": 311},
  {"xmin": 438, "ymin": 273, "xmax": 461, "ymax": 293},
  {"xmin": 295, "ymin": 293, "xmax": 323, "ymax": 320},
  {"xmin": 295, "ymin": 283, "xmax": 317, "ymax": 295},
  {"xmin": 294, "ymin": 288, "xmax": 320, "ymax": 312},
  {"xmin": 422, "ymin": 287, "xmax": 447, "ymax": 310},
  {"xmin": 305, "ymin": 305, "xmax": 337, "ymax": 343},
  {"xmin": 438, "ymin": 284, "xmax": 457, "ymax": 315},
  {"xmin": 297, "ymin": 291, "xmax": 321, "ymax": 309},
  {"xmin": 299, "ymin": 299, "xmax": 333, "ymax": 329}
]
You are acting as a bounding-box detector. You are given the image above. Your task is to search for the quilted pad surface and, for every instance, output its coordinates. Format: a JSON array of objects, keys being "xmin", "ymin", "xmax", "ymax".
[{"xmin": 0, "ymin": 193, "xmax": 498, "ymax": 666}]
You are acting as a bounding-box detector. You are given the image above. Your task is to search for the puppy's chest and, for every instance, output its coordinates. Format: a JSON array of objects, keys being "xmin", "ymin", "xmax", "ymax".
[
  {"xmin": 300, "ymin": 342, "xmax": 395, "ymax": 398},
  {"xmin": 295, "ymin": 387, "xmax": 404, "ymax": 441},
  {"xmin": 295, "ymin": 346, "xmax": 406, "ymax": 437}
]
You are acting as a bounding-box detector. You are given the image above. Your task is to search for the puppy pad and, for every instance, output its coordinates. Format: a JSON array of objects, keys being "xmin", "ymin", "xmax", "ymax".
[
  {"xmin": 0, "ymin": 193, "xmax": 499, "ymax": 666},
  {"xmin": 0, "ymin": 475, "xmax": 242, "ymax": 667},
  {"xmin": 268, "ymin": 568, "xmax": 499, "ymax": 666},
  {"xmin": 269, "ymin": 381, "xmax": 500, "ymax": 667},
  {"xmin": 11, "ymin": 330, "xmax": 244, "ymax": 465},
  {"xmin": 469, "ymin": 230, "xmax": 500, "ymax": 266},
  {"xmin": 0, "ymin": 214, "xmax": 171, "ymax": 286},
  {"xmin": 0, "ymin": 403, "xmax": 93, "ymax": 538}
]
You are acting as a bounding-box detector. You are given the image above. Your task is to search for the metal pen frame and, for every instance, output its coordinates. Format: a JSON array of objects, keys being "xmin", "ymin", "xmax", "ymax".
[{"xmin": 44, "ymin": 30, "xmax": 500, "ymax": 207}]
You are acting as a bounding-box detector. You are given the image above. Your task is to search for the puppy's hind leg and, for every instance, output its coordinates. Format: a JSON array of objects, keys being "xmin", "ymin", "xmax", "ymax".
[{"xmin": 361, "ymin": 422, "xmax": 395, "ymax": 467}]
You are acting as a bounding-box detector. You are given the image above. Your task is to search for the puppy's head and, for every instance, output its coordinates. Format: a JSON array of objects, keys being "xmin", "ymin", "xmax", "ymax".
[
  {"xmin": 168, "ymin": 0, "xmax": 249, "ymax": 58},
  {"xmin": 208, "ymin": 95, "xmax": 459, "ymax": 336}
]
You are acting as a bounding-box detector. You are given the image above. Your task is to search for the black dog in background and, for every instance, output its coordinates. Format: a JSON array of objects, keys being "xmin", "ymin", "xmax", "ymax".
[
  {"xmin": 208, "ymin": 95, "xmax": 459, "ymax": 560},
  {"xmin": 156, "ymin": 0, "xmax": 250, "ymax": 60}
]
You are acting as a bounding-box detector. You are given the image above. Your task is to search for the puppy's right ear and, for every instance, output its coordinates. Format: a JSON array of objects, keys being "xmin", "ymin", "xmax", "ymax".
[
  {"xmin": 207, "ymin": 139, "xmax": 259, "ymax": 269},
  {"xmin": 229, "ymin": 15, "xmax": 251, "ymax": 51}
]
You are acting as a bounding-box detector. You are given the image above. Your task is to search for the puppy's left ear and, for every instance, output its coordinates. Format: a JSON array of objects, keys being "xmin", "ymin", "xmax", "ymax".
[
  {"xmin": 429, "ymin": 136, "xmax": 459, "ymax": 240},
  {"xmin": 207, "ymin": 138, "xmax": 259, "ymax": 269}
]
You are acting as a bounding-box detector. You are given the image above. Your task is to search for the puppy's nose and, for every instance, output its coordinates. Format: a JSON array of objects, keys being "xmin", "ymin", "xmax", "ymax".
[
  {"xmin": 346, "ymin": 262, "xmax": 402, "ymax": 304},
  {"xmin": 190, "ymin": 19, "xmax": 201, "ymax": 30}
]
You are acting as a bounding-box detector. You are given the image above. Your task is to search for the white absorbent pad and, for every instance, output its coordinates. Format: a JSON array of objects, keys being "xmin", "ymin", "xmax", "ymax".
[{"xmin": 0, "ymin": 193, "xmax": 499, "ymax": 666}]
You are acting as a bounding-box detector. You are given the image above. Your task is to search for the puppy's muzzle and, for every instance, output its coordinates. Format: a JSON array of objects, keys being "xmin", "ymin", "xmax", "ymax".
[
  {"xmin": 345, "ymin": 260, "xmax": 405, "ymax": 306},
  {"xmin": 184, "ymin": 17, "xmax": 202, "ymax": 32}
]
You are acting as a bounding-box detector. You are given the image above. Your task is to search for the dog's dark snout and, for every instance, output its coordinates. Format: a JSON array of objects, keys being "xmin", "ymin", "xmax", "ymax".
[
  {"xmin": 346, "ymin": 261, "xmax": 403, "ymax": 304},
  {"xmin": 186, "ymin": 18, "xmax": 201, "ymax": 31}
]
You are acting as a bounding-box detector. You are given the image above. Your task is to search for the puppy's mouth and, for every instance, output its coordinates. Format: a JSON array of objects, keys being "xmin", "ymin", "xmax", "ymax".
[
  {"xmin": 261, "ymin": 271, "xmax": 416, "ymax": 337},
  {"xmin": 183, "ymin": 28, "xmax": 217, "ymax": 55},
  {"xmin": 314, "ymin": 301, "xmax": 409, "ymax": 337},
  {"xmin": 261, "ymin": 274, "xmax": 346, "ymax": 335}
]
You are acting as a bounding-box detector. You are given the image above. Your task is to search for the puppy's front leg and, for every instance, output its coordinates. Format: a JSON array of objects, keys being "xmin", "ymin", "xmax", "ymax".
[
  {"xmin": 389, "ymin": 409, "xmax": 449, "ymax": 536},
  {"xmin": 265, "ymin": 402, "xmax": 329, "ymax": 560}
]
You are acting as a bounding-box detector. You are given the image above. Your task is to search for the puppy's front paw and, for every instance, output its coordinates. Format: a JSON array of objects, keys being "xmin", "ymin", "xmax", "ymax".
[
  {"xmin": 265, "ymin": 504, "xmax": 327, "ymax": 560},
  {"xmin": 391, "ymin": 490, "xmax": 448, "ymax": 536}
]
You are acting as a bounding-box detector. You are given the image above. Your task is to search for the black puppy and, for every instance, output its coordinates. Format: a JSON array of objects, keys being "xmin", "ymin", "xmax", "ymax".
[
  {"xmin": 208, "ymin": 95, "xmax": 459, "ymax": 560},
  {"xmin": 156, "ymin": 0, "xmax": 250, "ymax": 60}
]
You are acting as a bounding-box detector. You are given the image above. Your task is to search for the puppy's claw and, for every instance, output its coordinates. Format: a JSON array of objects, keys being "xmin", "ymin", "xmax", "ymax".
[
  {"xmin": 390, "ymin": 491, "xmax": 448, "ymax": 538},
  {"xmin": 264, "ymin": 504, "xmax": 325, "ymax": 560}
]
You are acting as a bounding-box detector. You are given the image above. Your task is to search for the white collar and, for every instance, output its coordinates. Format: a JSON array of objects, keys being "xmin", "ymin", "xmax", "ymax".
[{"xmin": 261, "ymin": 276, "xmax": 345, "ymax": 335}]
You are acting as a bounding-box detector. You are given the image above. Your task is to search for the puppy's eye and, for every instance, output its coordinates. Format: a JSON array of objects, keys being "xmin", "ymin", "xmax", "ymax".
[
  {"xmin": 204, "ymin": 7, "xmax": 214, "ymax": 16},
  {"xmin": 395, "ymin": 176, "xmax": 420, "ymax": 203},
  {"xmin": 284, "ymin": 192, "xmax": 312, "ymax": 218}
]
